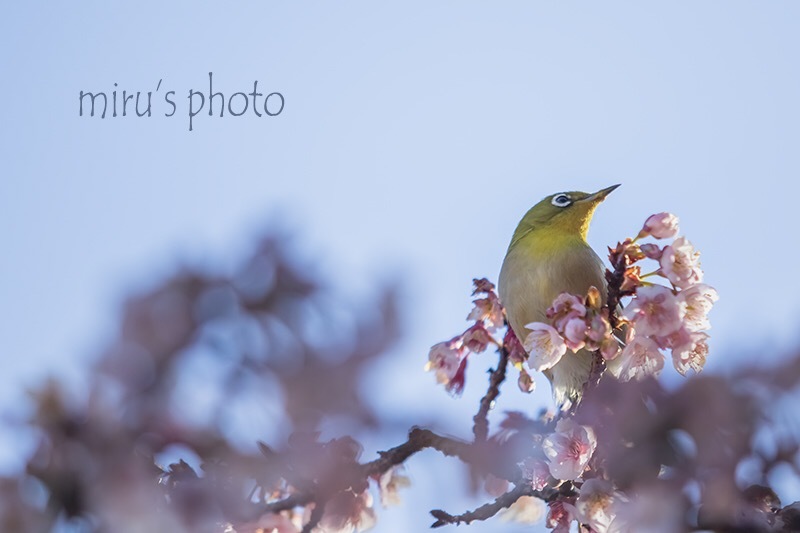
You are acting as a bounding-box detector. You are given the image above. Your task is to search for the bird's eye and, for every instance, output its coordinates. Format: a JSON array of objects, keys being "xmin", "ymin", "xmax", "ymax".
[{"xmin": 551, "ymin": 194, "xmax": 572, "ymax": 208}]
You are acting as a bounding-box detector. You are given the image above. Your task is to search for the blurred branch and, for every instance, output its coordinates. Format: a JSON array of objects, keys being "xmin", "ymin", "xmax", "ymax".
[{"xmin": 430, "ymin": 482, "xmax": 561, "ymax": 528}]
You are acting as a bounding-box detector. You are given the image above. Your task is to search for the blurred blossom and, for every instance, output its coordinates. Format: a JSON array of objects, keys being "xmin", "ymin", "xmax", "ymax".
[
  {"xmin": 317, "ymin": 490, "xmax": 376, "ymax": 533},
  {"xmin": 609, "ymin": 483, "xmax": 687, "ymax": 533},
  {"xmin": 425, "ymin": 338, "xmax": 464, "ymax": 386},
  {"xmin": 375, "ymin": 467, "xmax": 410, "ymax": 507},
  {"xmin": 542, "ymin": 419, "xmax": 597, "ymax": 481},
  {"xmin": 546, "ymin": 499, "xmax": 577, "ymax": 532},
  {"xmin": 574, "ymin": 478, "xmax": 621, "ymax": 533},
  {"xmin": 519, "ymin": 458, "xmax": 550, "ymax": 491},
  {"xmin": 499, "ymin": 495, "xmax": 545, "ymax": 525}
]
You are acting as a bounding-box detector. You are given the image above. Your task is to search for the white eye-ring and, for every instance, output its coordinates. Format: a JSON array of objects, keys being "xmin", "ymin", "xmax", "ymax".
[{"xmin": 551, "ymin": 193, "xmax": 572, "ymax": 207}]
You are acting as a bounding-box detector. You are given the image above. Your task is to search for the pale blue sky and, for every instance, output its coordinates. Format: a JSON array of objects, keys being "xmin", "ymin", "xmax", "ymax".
[{"xmin": 2, "ymin": 2, "xmax": 800, "ymax": 531}]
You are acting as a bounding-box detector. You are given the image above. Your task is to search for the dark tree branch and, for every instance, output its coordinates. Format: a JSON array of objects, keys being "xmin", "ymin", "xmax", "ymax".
[
  {"xmin": 301, "ymin": 499, "xmax": 326, "ymax": 533},
  {"xmin": 472, "ymin": 347, "xmax": 510, "ymax": 443},
  {"xmin": 605, "ymin": 243, "xmax": 630, "ymax": 332},
  {"xmin": 363, "ymin": 428, "xmax": 473, "ymax": 478}
]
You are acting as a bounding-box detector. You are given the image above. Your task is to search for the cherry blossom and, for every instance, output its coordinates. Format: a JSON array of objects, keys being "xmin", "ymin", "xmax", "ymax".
[
  {"xmin": 679, "ymin": 283, "xmax": 718, "ymax": 332},
  {"xmin": 613, "ymin": 335, "xmax": 665, "ymax": 382},
  {"xmin": 542, "ymin": 419, "xmax": 597, "ymax": 481},
  {"xmin": 546, "ymin": 293, "xmax": 587, "ymax": 331},
  {"xmin": 660, "ymin": 236, "xmax": 703, "ymax": 289},
  {"xmin": 623, "ymin": 285, "xmax": 683, "ymax": 337},
  {"xmin": 671, "ymin": 329, "xmax": 709, "ymax": 376},
  {"xmin": 523, "ymin": 322, "xmax": 568, "ymax": 372}
]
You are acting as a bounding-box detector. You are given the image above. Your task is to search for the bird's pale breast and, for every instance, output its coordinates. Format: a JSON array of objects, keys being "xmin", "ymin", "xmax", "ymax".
[{"xmin": 499, "ymin": 237, "xmax": 606, "ymax": 406}]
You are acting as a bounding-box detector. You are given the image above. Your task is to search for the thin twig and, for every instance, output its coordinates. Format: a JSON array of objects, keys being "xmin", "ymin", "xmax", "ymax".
[{"xmin": 472, "ymin": 347, "xmax": 510, "ymax": 443}]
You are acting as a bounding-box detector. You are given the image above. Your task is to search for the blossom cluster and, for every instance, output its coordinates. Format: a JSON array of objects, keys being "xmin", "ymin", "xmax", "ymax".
[
  {"xmin": 612, "ymin": 212, "xmax": 718, "ymax": 379},
  {"xmin": 522, "ymin": 212, "xmax": 718, "ymax": 384},
  {"xmin": 425, "ymin": 278, "xmax": 504, "ymax": 394},
  {"xmin": 523, "ymin": 289, "xmax": 620, "ymax": 374}
]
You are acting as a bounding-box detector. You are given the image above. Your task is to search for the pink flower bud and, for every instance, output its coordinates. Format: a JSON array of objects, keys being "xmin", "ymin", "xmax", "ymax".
[
  {"xmin": 563, "ymin": 317, "xmax": 588, "ymax": 351},
  {"xmin": 640, "ymin": 243, "xmax": 663, "ymax": 260},
  {"xmin": 641, "ymin": 212, "xmax": 680, "ymax": 239}
]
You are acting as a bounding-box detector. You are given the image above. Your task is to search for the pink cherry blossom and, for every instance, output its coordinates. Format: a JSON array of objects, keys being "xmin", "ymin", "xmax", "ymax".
[
  {"xmin": 574, "ymin": 478, "xmax": 621, "ymax": 533},
  {"xmin": 678, "ymin": 283, "xmax": 718, "ymax": 332},
  {"xmin": 542, "ymin": 419, "xmax": 597, "ymax": 481},
  {"xmin": 623, "ymin": 285, "xmax": 684, "ymax": 337},
  {"xmin": 563, "ymin": 317, "xmax": 588, "ymax": 351},
  {"xmin": 641, "ymin": 212, "xmax": 680, "ymax": 239},
  {"xmin": 660, "ymin": 236, "xmax": 703, "ymax": 289},
  {"xmin": 671, "ymin": 329, "xmax": 709, "ymax": 376},
  {"xmin": 614, "ymin": 335, "xmax": 665, "ymax": 382},
  {"xmin": 523, "ymin": 322, "xmax": 568, "ymax": 372},
  {"xmin": 546, "ymin": 293, "xmax": 587, "ymax": 331}
]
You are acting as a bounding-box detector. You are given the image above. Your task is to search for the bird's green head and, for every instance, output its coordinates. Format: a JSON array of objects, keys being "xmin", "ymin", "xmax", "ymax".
[{"xmin": 510, "ymin": 184, "xmax": 620, "ymax": 248}]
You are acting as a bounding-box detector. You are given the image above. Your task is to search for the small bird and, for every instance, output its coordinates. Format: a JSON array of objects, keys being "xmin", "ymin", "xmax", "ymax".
[{"xmin": 498, "ymin": 185, "xmax": 619, "ymax": 409}]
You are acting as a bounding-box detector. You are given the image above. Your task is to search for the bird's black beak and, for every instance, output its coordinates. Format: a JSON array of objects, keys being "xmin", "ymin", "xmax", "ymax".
[{"xmin": 582, "ymin": 184, "xmax": 620, "ymax": 203}]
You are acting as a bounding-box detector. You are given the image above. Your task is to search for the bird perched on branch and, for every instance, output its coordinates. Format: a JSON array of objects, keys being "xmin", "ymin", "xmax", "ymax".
[{"xmin": 498, "ymin": 184, "xmax": 619, "ymax": 409}]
